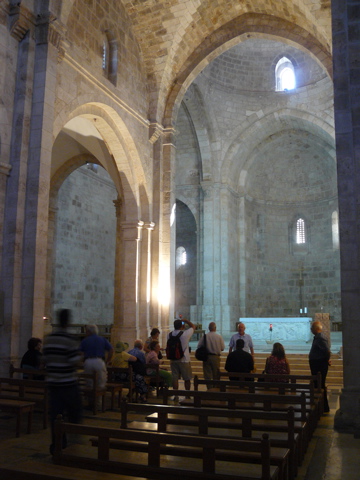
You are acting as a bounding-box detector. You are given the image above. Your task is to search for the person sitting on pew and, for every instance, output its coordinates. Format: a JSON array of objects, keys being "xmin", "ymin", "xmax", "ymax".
[
  {"xmin": 145, "ymin": 340, "xmax": 172, "ymax": 387},
  {"xmin": 112, "ymin": 341, "xmax": 148, "ymax": 403},
  {"xmin": 144, "ymin": 328, "xmax": 163, "ymax": 359},
  {"xmin": 20, "ymin": 337, "xmax": 45, "ymax": 379},
  {"xmin": 128, "ymin": 339, "xmax": 147, "ymax": 376},
  {"xmin": 264, "ymin": 342, "xmax": 290, "ymax": 382},
  {"xmin": 225, "ymin": 338, "xmax": 254, "ymax": 380}
]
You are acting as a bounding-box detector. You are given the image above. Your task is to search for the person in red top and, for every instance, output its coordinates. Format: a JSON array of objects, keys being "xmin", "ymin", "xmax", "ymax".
[{"xmin": 264, "ymin": 342, "xmax": 290, "ymax": 382}]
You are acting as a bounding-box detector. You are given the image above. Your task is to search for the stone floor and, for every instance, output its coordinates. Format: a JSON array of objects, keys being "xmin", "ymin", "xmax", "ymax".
[{"xmin": 0, "ymin": 384, "xmax": 359, "ymax": 480}]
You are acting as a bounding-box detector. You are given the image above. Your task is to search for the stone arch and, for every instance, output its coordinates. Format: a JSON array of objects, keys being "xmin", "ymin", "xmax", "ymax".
[
  {"xmin": 162, "ymin": 14, "xmax": 332, "ymax": 126},
  {"xmin": 181, "ymin": 84, "xmax": 219, "ymax": 183},
  {"xmin": 221, "ymin": 108, "xmax": 335, "ymax": 193},
  {"xmin": 53, "ymin": 101, "xmax": 150, "ymax": 221}
]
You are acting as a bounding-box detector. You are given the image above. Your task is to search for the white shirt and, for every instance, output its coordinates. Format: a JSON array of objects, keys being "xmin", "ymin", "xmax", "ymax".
[
  {"xmin": 168, "ymin": 327, "xmax": 194, "ymax": 362},
  {"xmin": 198, "ymin": 331, "xmax": 225, "ymax": 355}
]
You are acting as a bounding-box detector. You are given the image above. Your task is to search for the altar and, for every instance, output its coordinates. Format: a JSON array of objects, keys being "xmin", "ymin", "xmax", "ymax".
[{"xmin": 239, "ymin": 317, "xmax": 312, "ymax": 342}]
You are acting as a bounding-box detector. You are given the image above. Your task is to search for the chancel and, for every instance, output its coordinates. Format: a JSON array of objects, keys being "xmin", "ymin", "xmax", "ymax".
[{"xmin": 241, "ymin": 317, "xmax": 313, "ymax": 343}]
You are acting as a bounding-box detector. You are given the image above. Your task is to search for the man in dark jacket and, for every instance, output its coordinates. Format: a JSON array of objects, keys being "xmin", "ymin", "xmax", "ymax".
[
  {"xmin": 225, "ymin": 338, "xmax": 254, "ymax": 380},
  {"xmin": 309, "ymin": 321, "xmax": 331, "ymax": 412}
]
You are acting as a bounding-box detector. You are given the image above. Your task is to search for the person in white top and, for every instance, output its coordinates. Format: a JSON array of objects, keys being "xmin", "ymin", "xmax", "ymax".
[
  {"xmin": 197, "ymin": 322, "xmax": 225, "ymax": 383},
  {"xmin": 167, "ymin": 318, "xmax": 195, "ymax": 392}
]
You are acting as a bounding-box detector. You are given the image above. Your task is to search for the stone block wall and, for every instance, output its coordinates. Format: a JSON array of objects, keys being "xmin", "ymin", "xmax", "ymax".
[{"xmin": 52, "ymin": 164, "xmax": 117, "ymax": 325}]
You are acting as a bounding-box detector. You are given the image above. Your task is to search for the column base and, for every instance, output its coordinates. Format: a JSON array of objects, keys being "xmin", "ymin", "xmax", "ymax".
[{"xmin": 334, "ymin": 388, "xmax": 360, "ymax": 435}]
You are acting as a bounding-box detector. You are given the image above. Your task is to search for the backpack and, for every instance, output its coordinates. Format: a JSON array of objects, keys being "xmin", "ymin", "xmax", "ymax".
[{"xmin": 166, "ymin": 331, "xmax": 184, "ymax": 360}]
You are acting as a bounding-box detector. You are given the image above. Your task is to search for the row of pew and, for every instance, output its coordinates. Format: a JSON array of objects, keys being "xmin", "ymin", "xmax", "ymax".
[{"xmin": 52, "ymin": 371, "xmax": 325, "ymax": 480}]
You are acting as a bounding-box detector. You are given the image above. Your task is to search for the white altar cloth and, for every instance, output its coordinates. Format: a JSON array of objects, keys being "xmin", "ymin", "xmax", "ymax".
[{"xmin": 239, "ymin": 317, "xmax": 312, "ymax": 342}]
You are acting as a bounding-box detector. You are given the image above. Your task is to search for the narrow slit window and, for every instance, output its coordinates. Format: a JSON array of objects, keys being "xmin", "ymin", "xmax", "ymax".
[
  {"xmin": 296, "ymin": 218, "xmax": 306, "ymax": 244},
  {"xmin": 176, "ymin": 246, "xmax": 187, "ymax": 268},
  {"xmin": 332, "ymin": 211, "xmax": 339, "ymax": 250}
]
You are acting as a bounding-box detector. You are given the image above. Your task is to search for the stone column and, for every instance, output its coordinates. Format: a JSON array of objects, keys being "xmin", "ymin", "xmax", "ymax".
[
  {"xmin": 199, "ymin": 181, "xmax": 215, "ymax": 325},
  {"xmin": 0, "ymin": 4, "xmax": 60, "ymax": 371},
  {"xmin": 112, "ymin": 198, "xmax": 123, "ymax": 343},
  {"xmin": 144, "ymin": 222, "xmax": 156, "ymax": 334},
  {"xmin": 135, "ymin": 220, "xmax": 145, "ymax": 338},
  {"xmin": 332, "ymin": 0, "xmax": 360, "ymax": 434},
  {"xmin": 0, "ymin": 163, "xmax": 12, "ymax": 274},
  {"xmin": 148, "ymin": 122, "xmax": 177, "ymax": 346}
]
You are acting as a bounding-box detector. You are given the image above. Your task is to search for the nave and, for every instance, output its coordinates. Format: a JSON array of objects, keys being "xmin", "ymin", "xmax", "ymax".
[{"xmin": 0, "ymin": 353, "xmax": 358, "ymax": 480}]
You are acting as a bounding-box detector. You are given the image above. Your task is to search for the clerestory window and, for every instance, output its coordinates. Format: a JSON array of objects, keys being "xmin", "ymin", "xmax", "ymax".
[
  {"xmin": 102, "ymin": 31, "xmax": 118, "ymax": 86},
  {"xmin": 275, "ymin": 57, "xmax": 296, "ymax": 92}
]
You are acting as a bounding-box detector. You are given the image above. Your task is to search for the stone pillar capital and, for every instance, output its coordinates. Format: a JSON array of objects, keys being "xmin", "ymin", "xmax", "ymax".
[
  {"xmin": 163, "ymin": 126, "xmax": 177, "ymax": 147},
  {"xmin": 113, "ymin": 198, "xmax": 123, "ymax": 217},
  {"xmin": 8, "ymin": 3, "xmax": 33, "ymax": 42},
  {"xmin": 145, "ymin": 222, "xmax": 156, "ymax": 231},
  {"xmin": 0, "ymin": 162, "xmax": 12, "ymax": 177},
  {"xmin": 149, "ymin": 122, "xmax": 164, "ymax": 144}
]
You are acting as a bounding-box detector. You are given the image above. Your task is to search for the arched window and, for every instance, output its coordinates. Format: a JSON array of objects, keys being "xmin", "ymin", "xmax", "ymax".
[
  {"xmin": 290, "ymin": 216, "xmax": 309, "ymax": 255},
  {"xmin": 275, "ymin": 57, "xmax": 296, "ymax": 92},
  {"xmin": 102, "ymin": 31, "xmax": 118, "ymax": 85},
  {"xmin": 176, "ymin": 246, "xmax": 187, "ymax": 268},
  {"xmin": 296, "ymin": 218, "xmax": 306, "ymax": 244},
  {"xmin": 332, "ymin": 210, "xmax": 339, "ymax": 250}
]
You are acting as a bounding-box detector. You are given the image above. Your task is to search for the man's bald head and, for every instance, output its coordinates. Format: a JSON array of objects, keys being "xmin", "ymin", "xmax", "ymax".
[{"xmin": 311, "ymin": 321, "xmax": 322, "ymax": 335}]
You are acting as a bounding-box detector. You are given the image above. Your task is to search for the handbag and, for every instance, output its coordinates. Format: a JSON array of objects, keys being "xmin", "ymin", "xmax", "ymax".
[{"xmin": 195, "ymin": 334, "xmax": 208, "ymax": 361}]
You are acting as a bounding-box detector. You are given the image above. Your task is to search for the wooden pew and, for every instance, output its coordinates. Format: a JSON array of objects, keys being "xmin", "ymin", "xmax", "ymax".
[
  {"xmin": 9, "ymin": 364, "xmax": 46, "ymax": 380},
  {"xmin": 0, "ymin": 398, "xmax": 35, "ymax": 437},
  {"xmin": 194, "ymin": 375, "xmax": 323, "ymax": 428},
  {"xmin": 119, "ymin": 401, "xmax": 293, "ymax": 480},
  {"xmin": 163, "ymin": 388, "xmax": 310, "ymax": 457},
  {"xmin": 53, "ymin": 415, "xmax": 280, "ymax": 480},
  {"xmin": 10, "ymin": 364, "xmax": 122, "ymax": 412},
  {"xmin": 107, "ymin": 366, "xmax": 135, "ymax": 400},
  {"xmin": 78, "ymin": 372, "xmax": 106, "ymax": 415},
  {"xmin": 145, "ymin": 363, "xmax": 166, "ymax": 397},
  {"xmin": 0, "ymin": 377, "xmax": 48, "ymax": 428}
]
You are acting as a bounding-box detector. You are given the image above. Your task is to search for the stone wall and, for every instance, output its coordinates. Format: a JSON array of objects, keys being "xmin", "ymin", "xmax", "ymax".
[{"xmin": 52, "ymin": 164, "xmax": 117, "ymax": 325}]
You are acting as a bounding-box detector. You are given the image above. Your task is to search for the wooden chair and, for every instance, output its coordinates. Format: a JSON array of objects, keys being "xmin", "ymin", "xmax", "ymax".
[
  {"xmin": 107, "ymin": 366, "xmax": 135, "ymax": 400},
  {"xmin": 78, "ymin": 372, "xmax": 106, "ymax": 415},
  {"xmin": 144, "ymin": 363, "xmax": 165, "ymax": 397}
]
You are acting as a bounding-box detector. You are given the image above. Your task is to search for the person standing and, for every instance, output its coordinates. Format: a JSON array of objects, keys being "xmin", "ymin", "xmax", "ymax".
[
  {"xmin": 167, "ymin": 317, "xmax": 195, "ymax": 399},
  {"xmin": 309, "ymin": 320, "xmax": 331, "ymax": 413},
  {"xmin": 229, "ymin": 322, "xmax": 254, "ymax": 357},
  {"xmin": 225, "ymin": 338, "xmax": 254, "ymax": 380},
  {"xmin": 42, "ymin": 309, "xmax": 82, "ymax": 454},
  {"xmin": 80, "ymin": 324, "xmax": 113, "ymax": 392},
  {"xmin": 197, "ymin": 322, "xmax": 225, "ymax": 383}
]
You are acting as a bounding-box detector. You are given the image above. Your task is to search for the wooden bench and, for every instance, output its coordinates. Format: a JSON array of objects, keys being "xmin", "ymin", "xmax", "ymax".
[
  {"xmin": 0, "ymin": 462, "xmax": 146, "ymax": 480},
  {"xmin": 53, "ymin": 415, "xmax": 279, "ymax": 480},
  {"xmin": 145, "ymin": 363, "xmax": 166, "ymax": 397},
  {"xmin": 0, "ymin": 398, "xmax": 35, "ymax": 437},
  {"xmin": 78, "ymin": 372, "xmax": 106, "ymax": 415},
  {"xmin": 0, "ymin": 377, "xmax": 48, "ymax": 428},
  {"xmin": 194, "ymin": 375, "xmax": 323, "ymax": 429},
  {"xmin": 9, "ymin": 364, "xmax": 46, "ymax": 380},
  {"xmin": 119, "ymin": 401, "xmax": 293, "ymax": 480},
  {"xmin": 163, "ymin": 388, "xmax": 311, "ymax": 457},
  {"xmin": 107, "ymin": 366, "xmax": 136, "ymax": 400}
]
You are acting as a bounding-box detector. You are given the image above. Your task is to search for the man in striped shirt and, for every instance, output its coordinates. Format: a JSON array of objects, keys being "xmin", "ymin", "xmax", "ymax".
[{"xmin": 43, "ymin": 308, "xmax": 82, "ymax": 454}]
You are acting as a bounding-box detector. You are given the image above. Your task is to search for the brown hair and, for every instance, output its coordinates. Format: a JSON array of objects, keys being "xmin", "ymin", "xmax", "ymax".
[
  {"xmin": 149, "ymin": 340, "xmax": 159, "ymax": 351},
  {"xmin": 271, "ymin": 342, "xmax": 286, "ymax": 360}
]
